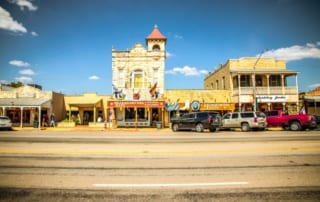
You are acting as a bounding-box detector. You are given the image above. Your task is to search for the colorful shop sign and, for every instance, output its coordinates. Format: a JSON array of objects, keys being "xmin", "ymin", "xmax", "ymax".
[{"xmin": 108, "ymin": 101, "xmax": 164, "ymax": 108}]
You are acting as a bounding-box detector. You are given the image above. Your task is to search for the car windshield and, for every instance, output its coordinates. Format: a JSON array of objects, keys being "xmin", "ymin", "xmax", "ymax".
[
  {"xmin": 256, "ymin": 112, "xmax": 266, "ymax": 118},
  {"xmin": 0, "ymin": 117, "xmax": 10, "ymax": 121}
]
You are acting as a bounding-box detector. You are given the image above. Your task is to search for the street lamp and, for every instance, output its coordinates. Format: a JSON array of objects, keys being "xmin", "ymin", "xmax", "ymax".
[{"xmin": 253, "ymin": 48, "xmax": 268, "ymax": 112}]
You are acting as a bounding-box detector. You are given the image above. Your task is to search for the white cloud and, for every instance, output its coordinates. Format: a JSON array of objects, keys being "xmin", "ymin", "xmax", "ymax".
[
  {"xmin": 8, "ymin": 0, "xmax": 38, "ymax": 11},
  {"xmin": 31, "ymin": 31, "xmax": 38, "ymax": 36},
  {"xmin": 15, "ymin": 76, "xmax": 32, "ymax": 83},
  {"xmin": 0, "ymin": 80, "xmax": 9, "ymax": 84},
  {"xmin": 166, "ymin": 51, "xmax": 174, "ymax": 57},
  {"xmin": 9, "ymin": 60, "xmax": 30, "ymax": 67},
  {"xmin": 165, "ymin": 65, "xmax": 209, "ymax": 76},
  {"xmin": 262, "ymin": 42, "xmax": 320, "ymax": 61},
  {"xmin": 19, "ymin": 69, "xmax": 35, "ymax": 75},
  {"xmin": 308, "ymin": 83, "xmax": 320, "ymax": 89},
  {"xmin": 174, "ymin": 34, "xmax": 183, "ymax": 40},
  {"xmin": 0, "ymin": 7, "xmax": 27, "ymax": 33},
  {"xmin": 89, "ymin": 75, "xmax": 100, "ymax": 80}
]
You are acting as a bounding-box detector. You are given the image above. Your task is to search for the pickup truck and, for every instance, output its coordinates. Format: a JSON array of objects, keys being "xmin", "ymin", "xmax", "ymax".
[{"xmin": 264, "ymin": 110, "xmax": 317, "ymax": 131}]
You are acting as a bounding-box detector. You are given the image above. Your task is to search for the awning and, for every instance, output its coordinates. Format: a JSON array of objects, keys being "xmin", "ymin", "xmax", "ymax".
[
  {"xmin": 67, "ymin": 98, "xmax": 103, "ymax": 108},
  {"xmin": 0, "ymin": 98, "xmax": 51, "ymax": 108},
  {"xmin": 304, "ymin": 96, "xmax": 320, "ymax": 102}
]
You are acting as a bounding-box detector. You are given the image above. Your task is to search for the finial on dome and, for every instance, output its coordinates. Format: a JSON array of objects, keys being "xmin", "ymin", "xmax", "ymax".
[{"xmin": 154, "ymin": 24, "xmax": 158, "ymax": 28}]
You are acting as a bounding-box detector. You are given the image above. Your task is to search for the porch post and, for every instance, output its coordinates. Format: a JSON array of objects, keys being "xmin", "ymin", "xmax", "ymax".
[
  {"xmin": 38, "ymin": 106, "xmax": 41, "ymax": 129},
  {"xmin": 20, "ymin": 107, "xmax": 23, "ymax": 128},
  {"xmin": 68, "ymin": 105, "xmax": 71, "ymax": 122},
  {"xmin": 266, "ymin": 75, "xmax": 270, "ymax": 95},
  {"xmin": 295, "ymin": 74, "xmax": 299, "ymax": 93},
  {"xmin": 93, "ymin": 104, "xmax": 97, "ymax": 124},
  {"xmin": 238, "ymin": 74, "xmax": 241, "ymax": 112},
  {"xmin": 281, "ymin": 74, "xmax": 285, "ymax": 95}
]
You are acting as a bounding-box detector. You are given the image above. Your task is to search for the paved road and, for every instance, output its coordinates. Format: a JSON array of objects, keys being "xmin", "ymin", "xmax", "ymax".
[{"xmin": 0, "ymin": 129, "xmax": 319, "ymax": 201}]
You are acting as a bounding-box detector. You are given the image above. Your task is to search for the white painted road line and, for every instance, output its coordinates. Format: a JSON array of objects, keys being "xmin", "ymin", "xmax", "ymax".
[{"xmin": 93, "ymin": 182, "xmax": 249, "ymax": 188}]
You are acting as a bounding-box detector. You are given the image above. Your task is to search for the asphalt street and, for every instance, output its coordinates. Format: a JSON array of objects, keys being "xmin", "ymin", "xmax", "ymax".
[{"xmin": 0, "ymin": 129, "xmax": 319, "ymax": 201}]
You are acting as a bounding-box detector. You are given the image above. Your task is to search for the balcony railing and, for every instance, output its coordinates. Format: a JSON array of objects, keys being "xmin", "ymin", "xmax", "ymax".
[{"xmin": 232, "ymin": 86, "xmax": 298, "ymax": 95}]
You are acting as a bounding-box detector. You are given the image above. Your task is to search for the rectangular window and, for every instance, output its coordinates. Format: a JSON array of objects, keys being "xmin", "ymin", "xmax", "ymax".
[
  {"xmin": 118, "ymin": 69, "xmax": 124, "ymax": 87},
  {"xmin": 240, "ymin": 75, "xmax": 250, "ymax": 87},
  {"xmin": 222, "ymin": 76, "xmax": 226, "ymax": 89},
  {"xmin": 153, "ymin": 68, "xmax": 159, "ymax": 84},
  {"xmin": 269, "ymin": 75, "xmax": 281, "ymax": 86}
]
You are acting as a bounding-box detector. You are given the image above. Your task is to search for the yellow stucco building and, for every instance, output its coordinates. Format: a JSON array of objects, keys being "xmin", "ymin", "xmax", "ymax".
[{"xmin": 204, "ymin": 58, "xmax": 299, "ymax": 113}]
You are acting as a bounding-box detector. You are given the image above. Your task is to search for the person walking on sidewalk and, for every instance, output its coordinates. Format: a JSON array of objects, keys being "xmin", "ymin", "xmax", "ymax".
[{"xmin": 50, "ymin": 113, "xmax": 56, "ymax": 127}]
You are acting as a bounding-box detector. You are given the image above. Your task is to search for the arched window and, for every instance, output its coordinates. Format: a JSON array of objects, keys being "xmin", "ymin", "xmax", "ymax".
[{"xmin": 152, "ymin": 44, "xmax": 161, "ymax": 51}]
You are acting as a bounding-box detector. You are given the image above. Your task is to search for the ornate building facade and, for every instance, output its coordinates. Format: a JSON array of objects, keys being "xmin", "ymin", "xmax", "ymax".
[{"xmin": 108, "ymin": 25, "xmax": 167, "ymax": 127}]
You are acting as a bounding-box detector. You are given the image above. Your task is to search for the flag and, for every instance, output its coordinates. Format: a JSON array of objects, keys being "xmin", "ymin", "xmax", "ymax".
[
  {"xmin": 299, "ymin": 105, "xmax": 306, "ymax": 115},
  {"xmin": 149, "ymin": 82, "xmax": 157, "ymax": 96}
]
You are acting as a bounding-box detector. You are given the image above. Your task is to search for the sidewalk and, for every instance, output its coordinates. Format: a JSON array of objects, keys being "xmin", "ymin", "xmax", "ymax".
[{"xmin": 12, "ymin": 126, "xmax": 172, "ymax": 132}]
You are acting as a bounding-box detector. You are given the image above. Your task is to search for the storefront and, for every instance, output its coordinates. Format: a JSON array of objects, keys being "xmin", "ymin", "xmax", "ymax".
[
  {"xmin": 165, "ymin": 99, "xmax": 235, "ymax": 126},
  {"xmin": 0, "ymin": 85, "xmax": 65, "ymax": 128},
  {"xmin": 107, "ymin": 101, "xmax": 165, "ymax": 127}
]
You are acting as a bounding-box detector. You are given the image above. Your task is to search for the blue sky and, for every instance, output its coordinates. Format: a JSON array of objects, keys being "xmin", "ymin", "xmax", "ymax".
[{"xmin": 1, "ymin": 0, "xmax": 319, "ymax": 95}]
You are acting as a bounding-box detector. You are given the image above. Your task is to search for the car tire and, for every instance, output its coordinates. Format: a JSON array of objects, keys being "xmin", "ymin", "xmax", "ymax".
[
  {"xmin": 209, "ymin": 128, "xmax": 216, "ymax": 132},
  {"xmin": 289, "ymin": 121, "xmax": 301, "ymax": 131},
  {"xmin": 172, "ymin": 124, "xmax": 179, "ymax": 132},
  {"xmin": 241, "ymin": 122, "xmax": 250, "ymax": 132},
  {"xmin": 195, "ymin": 123, "xmax": 204, "ymax": 132}
]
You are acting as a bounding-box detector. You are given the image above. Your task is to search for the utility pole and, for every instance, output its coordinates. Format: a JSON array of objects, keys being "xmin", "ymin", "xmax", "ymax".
[{"xmin": 253, "ymin": 48, "xmax": 268, "ymax": 112}]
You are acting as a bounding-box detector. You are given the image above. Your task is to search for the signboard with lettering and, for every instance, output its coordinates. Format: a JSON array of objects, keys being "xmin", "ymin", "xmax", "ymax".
[
  {"xmin": 256, "ymin": 95, "xmax": 288, "ymax": 103},
  {"xmin": 108, "ymin": 101, "xmax": 164, "ymax": 108}
]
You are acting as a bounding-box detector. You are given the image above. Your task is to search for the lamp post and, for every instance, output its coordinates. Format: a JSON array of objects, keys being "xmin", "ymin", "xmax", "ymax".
[{"xmin": 253, "ymin": 48, "xmax": 268, "ymax": 112}]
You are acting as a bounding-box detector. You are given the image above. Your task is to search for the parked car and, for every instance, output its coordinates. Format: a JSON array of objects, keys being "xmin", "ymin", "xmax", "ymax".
[
  {"xmin": 171, "ymin": 111, "xmax": 221, "ymax": 132},
  {"xmin": 264, "ymin": 110, "xmax": 317, "ymax": 131},
  {"xmin": 0, "ymin": 116, "xmax": 12, "ymax": 130},
  {"xmin": 221, "ymin": 111, "xmax": 266, "ymax": 132}
]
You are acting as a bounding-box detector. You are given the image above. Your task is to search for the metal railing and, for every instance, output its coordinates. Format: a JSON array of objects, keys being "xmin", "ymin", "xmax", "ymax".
[{"xmin": 232, "ymin": 86, "xmax": 298, "ymax": 95}]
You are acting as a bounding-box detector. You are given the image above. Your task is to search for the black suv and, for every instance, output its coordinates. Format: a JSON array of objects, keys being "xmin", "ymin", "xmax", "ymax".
[{"xmin": 171, "ymin": 111, "xmax": 221, "ymax": 132}]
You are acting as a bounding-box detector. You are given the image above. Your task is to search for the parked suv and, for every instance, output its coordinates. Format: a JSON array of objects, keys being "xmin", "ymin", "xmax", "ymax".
[
  {"xmin": 0, "ymin": 116, "xmax": 12, "ymax": 130},
  {"xmin": 171, "ymin": 111, "xmax": 221, "ymax": 132},
  {"xmin": 221, "ymin": 111, "xmax": 266, "ymax": 132}
]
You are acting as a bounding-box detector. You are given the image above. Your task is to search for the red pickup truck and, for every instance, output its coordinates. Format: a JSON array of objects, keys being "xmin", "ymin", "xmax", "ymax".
[{"xmin": 264, "ymin": 110, "xmax": 317, "ymax": 131}]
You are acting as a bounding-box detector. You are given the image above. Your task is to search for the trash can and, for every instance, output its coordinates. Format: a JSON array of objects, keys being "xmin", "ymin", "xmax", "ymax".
[
  {"xmin": 156, "ymin": 121, "xmax": 162, "ymax": 129},
  {"xmin": 33, "ymin": 121, "xmax": 38, "ymax": 128}
]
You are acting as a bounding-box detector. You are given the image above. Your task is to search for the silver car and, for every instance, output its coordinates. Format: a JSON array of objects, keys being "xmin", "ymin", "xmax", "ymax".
[
  {"xmin": 0, "ymin": 116, "xmax": 12, "ymax": 130},
  {"xmin": 221, "ymin": 111, "xmax": 266, "ymax": 132}
]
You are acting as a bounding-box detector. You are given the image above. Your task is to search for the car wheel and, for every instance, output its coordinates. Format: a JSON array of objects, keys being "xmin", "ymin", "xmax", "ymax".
[
  {"xmin": 172, "ymin": 124, "xmax": 179, "ymax": 132},
  {"xmin": 241, "ymin": 123, "xmax": 250, "ymax": 132},
  {"xmin": 282, "ymin": 125, "xmax": 289, "ymax": 131},
  {"xmin": 290, "ymin": 121, "xmax": 301, "ymax": 131},
  {"xmin": 195, "ymin": 123, "xmax": 204, "ymax": 132},
  {"xmin": 209, "ymin": 128, "xmax": 216, "ymax": 132}
]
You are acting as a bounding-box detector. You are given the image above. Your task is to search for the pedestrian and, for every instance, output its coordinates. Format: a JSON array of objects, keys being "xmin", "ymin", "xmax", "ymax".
[
  {"xmin": 50, "ymin": 113, "xmax": 56, "ymax": 127},
  {"xmin": 42, "ymin": 114, "xmax": 48, "ymax": 127}
]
